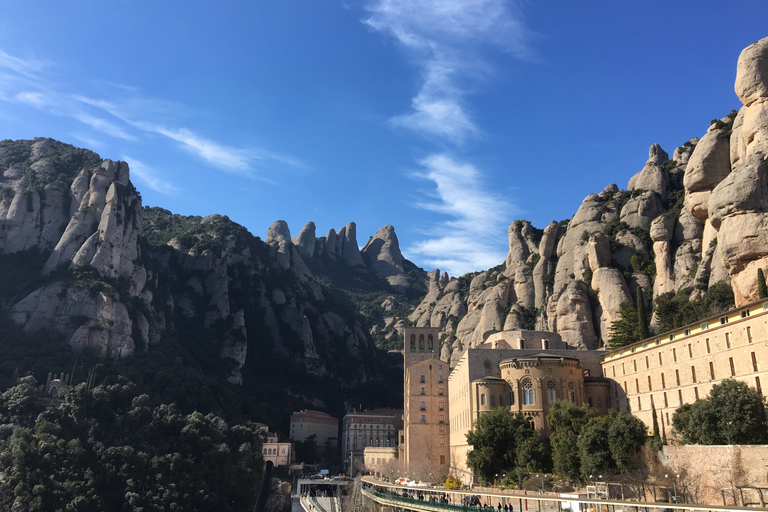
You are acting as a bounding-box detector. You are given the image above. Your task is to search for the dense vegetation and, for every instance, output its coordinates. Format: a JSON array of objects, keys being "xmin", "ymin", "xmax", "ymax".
[
  {"xmin": 607, "ymin": 283, "xmax": 734, "ymax": 349},
  {"xmin": 672, "ymin": 379, "xmax": 768, "ymax": 445},
  {"xmin": 465, "ymin": 403, "xmax": 647, "ymax": 487},
  {"xmin": 0, "ymin": 376, "xmax": 264, "ymax": 512}
]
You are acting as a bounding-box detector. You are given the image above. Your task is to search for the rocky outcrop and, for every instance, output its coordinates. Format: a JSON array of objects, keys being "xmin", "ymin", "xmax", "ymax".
[{"xmin": 361, "ymin": 225, "xmax": 408, "ymax": 291}]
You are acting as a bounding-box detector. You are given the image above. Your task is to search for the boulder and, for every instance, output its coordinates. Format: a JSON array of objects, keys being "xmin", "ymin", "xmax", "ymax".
[
  {"xmin": 628, "ymin": 144, "xmax": 670, "ymax": 200},
  {"xmin": 292, "ymin": 221, "xmax": 316, "ymax": 258},
  {"xmin": 735, "ymin": 36, "xmax": 768, "ymax": 107},
  {"xmin": 361, "ymin": 224, "xmax": 408, "ymax": 291}
]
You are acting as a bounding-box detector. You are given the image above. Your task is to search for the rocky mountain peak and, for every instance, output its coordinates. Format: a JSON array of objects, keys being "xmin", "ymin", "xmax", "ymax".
[{"xmin": 361, "ymin": 224, "xmax": 408, "ymax": 292}]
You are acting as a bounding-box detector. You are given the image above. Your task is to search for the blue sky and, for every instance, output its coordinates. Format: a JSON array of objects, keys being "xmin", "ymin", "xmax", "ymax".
[{"xmin": 1, "ymin": 1, "xmax": 766, "ymax": 277}]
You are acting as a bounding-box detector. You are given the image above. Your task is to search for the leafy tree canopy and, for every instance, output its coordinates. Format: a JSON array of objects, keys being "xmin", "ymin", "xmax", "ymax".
[
  {"xmin": 465, "ymin": 407, "xmax": 536, "ymax": 483},
  {"xmin": 672, "ymin": 379, "xmax": 768, "ymax": 445}
]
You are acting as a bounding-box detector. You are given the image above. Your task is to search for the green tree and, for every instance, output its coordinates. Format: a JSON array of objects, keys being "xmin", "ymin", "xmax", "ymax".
[
  {"xmin": 650, "ymin": 403, "xmax": 663, "ymax": 450},
  {"xmin": 465, "ymin": 407, "xmax": 533, "ymax": 483},
  {"xmin": 759, "ymin": 268, "xmax": 768, "ymax": 299},
  {"xmin": 0, "ymin": 375, "xmax": 38, "ymax": 422},
  {"xmin": 607, "ymin": 301, "xmax": 639, "ymax": 349},
  {"xmin": 606, "ymin": 410, "xmax": 647, "ymax": 472},
  {"xmin": 516, "ymin": 434, "xmax": 552, "ymax": 473},
  {"xmin": 547, "ymin": 400, "xmax": 596, "ymax": 482},
  {"xmin": 577, "ymin": 417, "xmax": 612, "ymax": 478},
  {"xmin": 636, "ymin": 287, "xmax": 649, "ymax": 340},
  {"xmin": 672, "ymin": 379, "xmax": 768, "ymax": 444}
]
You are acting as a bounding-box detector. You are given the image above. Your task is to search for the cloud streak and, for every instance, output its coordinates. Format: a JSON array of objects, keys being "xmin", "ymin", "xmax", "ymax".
[
  {"xmin": 122, "ymin": 156, "xmax": 179, "ymax": 195},
  {"xmin": 407, "ymin": 153, "xmax": 515, "ymax": 276},
  {"xmin": 364, "ymin": 0, "xmax": 532, "ymax": 143},
  {"xmin": 0, "ymin": 48, "xmax": 307, "ymax": 180}
]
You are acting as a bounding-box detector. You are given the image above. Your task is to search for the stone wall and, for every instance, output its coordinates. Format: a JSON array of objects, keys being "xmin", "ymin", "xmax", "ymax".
[{"xmin": 661, "ymin": 444, "xmax": 768, "ymax": 507}]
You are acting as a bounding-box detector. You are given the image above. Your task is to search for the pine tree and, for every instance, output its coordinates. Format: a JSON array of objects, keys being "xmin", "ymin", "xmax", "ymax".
[
  {"xmin": 636, "ymin": 288, "xmax": 649, "ymax": 340},
  {"xmin": 650, "ymin": 403, "xmax": 663, "ymax": 450},
  {"xmin": 758, "ymin": 268, "xmax": 768, "ymax": 299}
]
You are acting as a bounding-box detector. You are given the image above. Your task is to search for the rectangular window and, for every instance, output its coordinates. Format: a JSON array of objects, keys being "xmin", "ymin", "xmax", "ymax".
[
  {"xmin": 675, "ymin": 369, "xmax": 680, "ymax": 386},
  {"xmin": 691, "ymin": 366, "xmax": 697, "ymax": 383},
  {"xmin": 730, "ymin": 357, "xmax": 736, "ymax": 376},
  {"xmin": 701, "ymin": 322, "xmax": 709, "ymax": 330},
  {"xmin": 666, "ymin": 412, "xmax": 670, "ymax": 425},
  {"xmin": 752, "ymin": 352, "xmax": 758, "ymax": 372},
  {"xmin": 706, "ymin": 338, "xmax": 711, "ymax": 354},
  {"xmin": 673, "ymin": 348, "xmax": 677, "ymax": 362},
  {"xmin": 659, "ymin": 353, "xmax": 663, "ymax": 365},
  {"xmin": 622, "ymin": 363, "xmax": 626, "ymax": 375},
  {"xmin": 721, "ymin": 316, "xmax": 728, "ymax": 325},
  {"xmin": 635, "ymin": 379, "xmax": 640, "ymax": 393},
  {"xmin": 612, "ymin": 366, "xmax": 616, "ymax": 377},
  {"xmin": 438, "ymin": 387, "xmax": 444, "ymax": 395},
  {"xmin": 439, "ymin": 415, "xmax": 445, "ymax": 423},
  {"xmin": 663, "ymin": 392, "xmax": 668, "ymax": 408},
  {"xmin": 438, "ymin": 365, "xmax": 442, "ymax": 370},
  {"xmin": 694, "ymin": 387, "xmax": 699, "ymax": 399},
  {"xmin": 421, "ymin": 415, "xmax": 426, "ymax": 421},
  {"xmin": 439, "ymin": 402, "xmax": 444, "ymax": 410},
  {"xmin": 440, "ymin": 455, "xmax": 446, "ymax": 465},
  {"xmin": 439, "ymin": 437, "xmax": 445, "ymax": 445},
  {"xmin": 648, "ymin": 375, "xmax": 652, "ymax": 391},
  {"xmin": 421, "ymin": 401, "xmax": 426, "ymax": 410},
  {"xmin": 742, "ymin": 309, "xmax": 750, "ymax": 318},
  {"xmin": 669, "ymin": 334, "xmax": 676, "ymax": 341},
  {"xmin": 524, "ymin": 389, "xmax": 535, "ymax": 405},
  {"xmin": 645, "ymin": 356, "xmax": 649, "ymax": 369},
  {"xmin": 710, "ymin": 362, "xmax": 715, "ymax": 380},
  {"xmin": 421, "ymin": 387, "xmax": 425, "ymax": 395},
  {"xmin": 684, "ymin": 329, "xmax": 691, "ymax": 336},
  {"xmin": 678, "ymin": 390, "xmax": 683, "ymax": 405},
  {"xmin": 747, "ymin": 326, "xmax": 753, "ymax": 343},
  {"xmin": 438, "ymin": 375, "xmax": 443, "ymax": 382},
  {"xmin": 661, "ymin": 373, "xmax": 666, "ymax": 389},
  {"xmin": 757, "ymin": 377, "xmax": 763, "ymax": 395},
  {"xmin": 688, "ymin": 344, "xmax": 693, "ymax": 358},
  {"xmin": 633, "ymin": 359, "xmax": 637, "ymax": 372},
  {"xmin": 420, "ymin": 375, "xmax": 425, "ymax": 383},
  {"xmin": 637, "ymin": 397, "xmax": 642, "ymax": 410},
  {"xmin": 726, "ymin": 333, "xmax": 731, "ymax": 348}
]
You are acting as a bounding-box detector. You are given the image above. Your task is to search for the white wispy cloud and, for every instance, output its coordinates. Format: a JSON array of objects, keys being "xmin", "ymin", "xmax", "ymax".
[
  {"xmin": 74, "ymin": 95, "xmax": 308, "ymax": 176},
  {"xmin": 407, "ymin": 153, "xmax": 515, "ymax": 276},
  {"xmin": 364, "ymin": 0, "xmax": 532, "ymax": 143},
  {"xmin": 122, "ymin": 155, "xmax": 179, "ymax": 195},
  {"xmin": 0, "ymin": 50, "xmax": 46, "ymax": 80},
  {"xmin": 0, "ymin": 49, "xmax": 308, "ymax": 179}
]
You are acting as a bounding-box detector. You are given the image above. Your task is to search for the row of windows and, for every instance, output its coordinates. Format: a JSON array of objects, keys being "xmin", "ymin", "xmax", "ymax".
[
  {"xmin": 263, "ymin": 447, "xmax": 287, "ymax": 455},
  {"xmin": 419, "ymin": 414, "xmax": 446, "ymax": 423},
  {"xmin": 409, "ymin": 333, "xmax": 436, "ymax": 350},
  {"xmin": 479, "ymin": 381, "xmax": 578, "ymax": 406},
  {"xmin": 622, "ymin": 352, "xmax": 760, "ymax": 395},
  {"xmin": 625, "ymin": 376, "xmax": 763, "ymax": 413},
  {"xmin": 420, "ymin": 374, "xmax": 444, "ymax": 383},
  {"xmin": 611, "ymin": 331, "xmax": 756, "ymax": 378},
  {"xmin": 608, "ymin": 305, "xmax": 763, "ymax": 360}
]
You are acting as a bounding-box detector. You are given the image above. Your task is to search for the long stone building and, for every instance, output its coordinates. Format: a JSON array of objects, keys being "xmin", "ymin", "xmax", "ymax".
[{"xmin": 601, "ymin": 298, "xmax": 768, "ymax": 436}]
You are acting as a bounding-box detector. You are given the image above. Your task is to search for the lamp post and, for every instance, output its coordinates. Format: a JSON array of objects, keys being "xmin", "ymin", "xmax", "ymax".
[{"xmin": 665, "ymin": 474, "xmax": 680, "ymax": 503}]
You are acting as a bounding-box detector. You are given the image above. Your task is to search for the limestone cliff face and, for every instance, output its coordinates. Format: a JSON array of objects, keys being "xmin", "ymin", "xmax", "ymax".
[
  {"xmin": 0, "ymin": 140, "xmax": 388, "ymax": 406},
  {"xmin": 1, "ymin": 139, "xmax": 153, "ymax": 358},
  {"xmin": 405, "ymin": 36, "xmax": 768, "ymax": 362}
]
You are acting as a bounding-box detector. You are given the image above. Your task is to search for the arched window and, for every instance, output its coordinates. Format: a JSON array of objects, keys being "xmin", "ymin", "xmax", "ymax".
[
  {"xmin": 546, "ymin": 380, "xmax": 557, "ymax": 404},
  {"xmin": 568, "ymin": 381, "xmax": 576, "ymax": 403},
  {"xmin": 419, "ymin": 334, "xmax": 424, "ymax": 349},
  {"xmin": 410, "ymin": 335, "xmax": 415, "ymax": 350},
  {"xmin": 509, "ymin": 386, "xmax": 515, "ymax": 406},
  {"xmin": 428, "ymin": 334, "xmax": 434, "ymax": 349},
  {"xmin": 522, "ymin": 379, "xmax": 534, "ymax": 405},
  {"xmin": 526, "ymin": 417, "xmax": 535, "ymax": 429},
  {"xmin": 490, "ymin": 395, "xmax": 496, "ymax": 406},
  {"xmin": 481, "ymin": 394, "xmax": 486, "ymax": 405}
]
